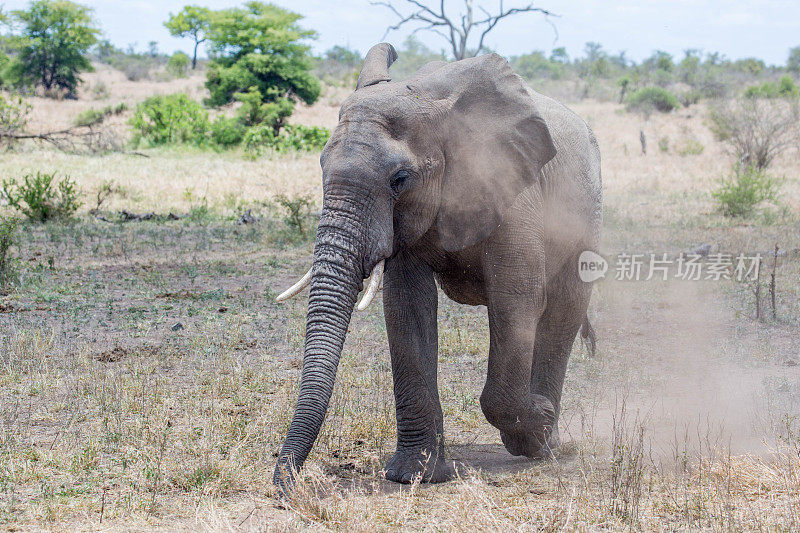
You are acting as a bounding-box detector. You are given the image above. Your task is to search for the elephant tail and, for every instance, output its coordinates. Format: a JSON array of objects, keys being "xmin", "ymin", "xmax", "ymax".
[{"xmin": 579, "ymin": 313, "xmax": 597, "ymax": 357}]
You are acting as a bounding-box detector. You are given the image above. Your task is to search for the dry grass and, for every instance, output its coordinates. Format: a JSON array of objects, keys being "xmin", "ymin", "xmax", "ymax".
[{"xmin": 1, "ymin": 67, "xmax": 799, "ymax": 531}]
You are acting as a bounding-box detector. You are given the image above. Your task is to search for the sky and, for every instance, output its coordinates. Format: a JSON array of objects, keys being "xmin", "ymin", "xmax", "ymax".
[{"xmin": 2, "ymin": 0, "xmax": 799, "ymax": 65}]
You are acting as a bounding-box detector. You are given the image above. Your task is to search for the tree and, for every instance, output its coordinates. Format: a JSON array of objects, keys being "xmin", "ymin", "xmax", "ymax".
[
  {"xmin": 788, "ymin": 46, "xmax": 800, "ymax": 75},
  {"xmin": 583, "ymin": 41, "xmax": 603, "ymax": 63},
  {"xmin": 166, "ymin": 51, "xmax": 190, "ymax": 78},
  {"xmin": 732, "ymin": 57, "xmax": 765, "ymax": 76},
  {"xmin": 203, "ymin": 2, "xmax": 320, "ymax": 133},
  {"xmin": 579, "ymin": 41, "xmax": 609, "ymax": 78},
  {"xmin": 653, "ymin": 51, "xmax": 674, "ymax": 72},
  {"xmin": 164, "ymin": 5, "xmax": 211, "ymax": 69},
  {"xmin": 324, "ymin": 45, "xmax": 361, "ymax": 69},
  {"xmin": 92, "ymin": 39, "xmax": 121, "ymax": 62},
  {"xmin": 678, "ymin": 49, "xmax": 701, "ymax": 85},
  {"xmin": 373, "ymin": 0, "xmax": 555, "ymax": 61},
  {"xmin": 0, "ymin": 9, "xmax": 10, "ymax": 85},
  {"xmin": 7, "ymin": 0, "xmax": 99, "ymax": 98},
  {"xmin": 388, "ymin": 35, "xmax": 445, "ymax": 79},
  {"xmin": 510, "ymin": 50, "xmax": 562, "ymax": 79},
  {"xmin": 316, "ymin": 45, "xmax": 363, "ymax": 86},
  {"xmin": 549, "ymin": 46, "xmax": 568, "ymax": 64},
  {"xmin": 147, "ymin": 40, "xmax": 159, "ymax": 58}
]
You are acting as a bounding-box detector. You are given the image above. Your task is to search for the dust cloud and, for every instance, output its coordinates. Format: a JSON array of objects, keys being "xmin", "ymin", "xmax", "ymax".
[{"xmin": 560, "ymin": 276, "xmax": 798, "ymax": 463}]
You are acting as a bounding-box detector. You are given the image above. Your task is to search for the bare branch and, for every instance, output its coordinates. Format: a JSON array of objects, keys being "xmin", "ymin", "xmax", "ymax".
[
  {"xmin": 476, "ymin": 3, "xmax": 558, "ymax": 55},
  {"xmin": 373, "ymin": 0, "xmax": 557, "ymax": 60},
  {"xmin": 1, "ymin": 123, "xmax": 130, "ymax": 155}
]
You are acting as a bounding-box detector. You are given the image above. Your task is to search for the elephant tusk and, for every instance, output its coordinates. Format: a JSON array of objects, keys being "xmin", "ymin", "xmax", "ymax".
[
  {"xmin": 357, "ymin": 260, "xmax": 384, "ymax": 311},
  {"xmin": 275, "ymin": 267, "xmax": 313, "ymax": 302}
]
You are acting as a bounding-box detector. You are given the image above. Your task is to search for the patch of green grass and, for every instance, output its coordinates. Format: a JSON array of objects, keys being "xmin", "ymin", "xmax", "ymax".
[{"xmin": 176, "ymin": 463, "xmax": 221, "ymax": 491}]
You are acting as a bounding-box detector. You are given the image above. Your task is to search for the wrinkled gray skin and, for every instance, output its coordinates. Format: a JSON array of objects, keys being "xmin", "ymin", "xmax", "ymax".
[{"xmin": 273, "ymin": 43, "xmax": 602, "ymax": 492}]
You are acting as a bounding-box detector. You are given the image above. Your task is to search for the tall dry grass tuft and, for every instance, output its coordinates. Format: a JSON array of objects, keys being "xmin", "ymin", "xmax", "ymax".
[{"xmin": 606, "ymin": 399, "xmax": 647, "ymax": 526}]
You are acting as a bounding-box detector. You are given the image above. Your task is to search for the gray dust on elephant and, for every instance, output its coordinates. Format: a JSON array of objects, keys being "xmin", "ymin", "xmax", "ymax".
[{"xmin": 273, "ymin": 42, "xmax": 602, "ymax": 494}]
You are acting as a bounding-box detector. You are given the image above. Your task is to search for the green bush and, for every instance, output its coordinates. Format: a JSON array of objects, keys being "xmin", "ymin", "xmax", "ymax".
[
  {"xmin": 166, "ymin": 51, "xmax": 190, "ymax": 78},
  {"xmin": 616, "ymin": 76, "xmax": 632, "ymax": 103},
  {"xmin": 242, "ymin": 124, "xmax": 276, "ymax": 156},
  {"xmin": 0, "ymin": 94, "xmax": 31, "ymax": 145},
  {"xmin": 243, "ymin": 123, "xmax": 329, "ymax": 156},
  {"xmin": 210, "ymin": 115, "xmax": 246, "ymax": 148},
  {"xmin": 711, "ymin": 165, "xmax": 781, "ymax": 217},
  {"xmin": 275, "ymin": 194, "xmax": 313, "ymax": 235},
  {"xmin": 234, "ymin": 86, "xmax": 294, "ymax": 129},
  {"xmin": 1, "ymin": 172, "xmax": 82, "ymax": 221},
  {"xmin": 0, "ymin": 216, "xmax": 19, "ymax": 293},
  {"xmin": 626, "ymin": 87, "xmax": 680, "ymax": 113},
  {"xmin": 790, "ymin": 47, "xmax": 800, "ymax": 75},
  {"xmin": 276, "ymin": 125, "xmax": 330, "ymax": 151},
  {"xmin": 744, "ymin": 75, "xmax": 799, "ymax": 99},
  {"xmin": 678, "ymin": 88, "xmax": 703, "ymax": 107},
  {"xmin": 125, "ymin": 91, "xmax": 327, "ymax": 152},
  {"xmin": 779, "ymin": 75, "xmax": 800, "ymax": 97},
  {"xmin": 73, "ymin": 103, "xmax": 127, "ymax": 127},
  {"xmin": 129, "ymin": 93, "xmax": 209, "ymax": 146}
]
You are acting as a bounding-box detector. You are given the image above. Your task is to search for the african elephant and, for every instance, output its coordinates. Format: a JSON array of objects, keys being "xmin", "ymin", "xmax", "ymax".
[{"xmin": 273, "ymin": 43, "xmax": 602, "ymax": 491}]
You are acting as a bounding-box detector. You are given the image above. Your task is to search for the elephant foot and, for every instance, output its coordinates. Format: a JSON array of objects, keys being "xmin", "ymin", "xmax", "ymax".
[
  {"xmin": 497, "ymin": 394, "xmax": 558, "ymax": 459},
  {"xmin": 482, "ymin": 391, "xmax": 556, "ymax": 459},
  {"xmin": 500, "ymin": 426, "xmax": 559, "ymax": 459},
  {"xmin": 384, "ymin": 446, "xmax": 455, "ymax": 484}
]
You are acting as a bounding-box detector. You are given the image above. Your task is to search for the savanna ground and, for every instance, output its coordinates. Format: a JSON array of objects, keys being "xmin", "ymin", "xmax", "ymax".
[{"xmin": 1, "ymin": 65, "xmax": 800, "ymax": 531}]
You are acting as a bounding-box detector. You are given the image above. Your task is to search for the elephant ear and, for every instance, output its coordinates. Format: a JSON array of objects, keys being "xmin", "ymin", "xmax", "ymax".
[{"xmin": 414, "ymin": 54, "xmax": 556, "ymax": 252}]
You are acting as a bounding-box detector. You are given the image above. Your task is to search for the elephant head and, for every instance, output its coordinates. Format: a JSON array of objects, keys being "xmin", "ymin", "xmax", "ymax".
[{"xmin": 273, "ymin": 43, "xmax": 556, "ymax": 491}]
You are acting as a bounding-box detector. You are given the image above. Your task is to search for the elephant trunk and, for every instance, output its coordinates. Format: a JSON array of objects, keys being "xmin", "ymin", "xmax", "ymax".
[{"xmin": 273, "ymin": 212, "xmax": 365, "ymax": 492}]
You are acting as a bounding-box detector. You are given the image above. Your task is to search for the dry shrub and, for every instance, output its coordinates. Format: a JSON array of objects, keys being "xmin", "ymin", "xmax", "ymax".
[
  {"xmin": 280, "ymin": 464, "xmax": 360, "ymax": 526},
  {"xmin": 708, "ymin": 97, "xmax": 800, "ymax": 170}
]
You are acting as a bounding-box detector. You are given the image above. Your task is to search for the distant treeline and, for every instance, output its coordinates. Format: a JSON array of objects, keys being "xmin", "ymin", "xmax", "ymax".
[{"xmin": 314, "ymin": 36, "xmax": 800, "ymax": 104}]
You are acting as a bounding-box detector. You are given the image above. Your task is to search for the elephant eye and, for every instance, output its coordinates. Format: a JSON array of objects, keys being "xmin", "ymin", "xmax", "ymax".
[{"xmin": 390, "ymin": 170, "xmax": 411, "ymax": 192}]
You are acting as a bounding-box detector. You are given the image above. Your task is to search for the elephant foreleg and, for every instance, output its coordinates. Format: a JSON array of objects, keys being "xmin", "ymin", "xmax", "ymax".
[
  {"xmin": 480, "ymin": 290, "xmax": 554, "ymax": 458},
  {"xmin": 479, "ymin": 188, "xmax": 555, "ymax": 458},
  {"xmin": 383, "ymin": 251, "xmax": 455, "ymax": 483},
  {"xmin": 530, "ymin": 261, "xmax": 593, "ymax": 453}
]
